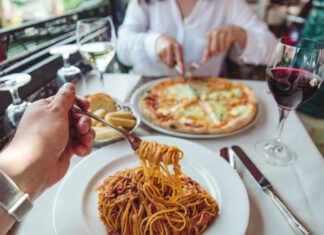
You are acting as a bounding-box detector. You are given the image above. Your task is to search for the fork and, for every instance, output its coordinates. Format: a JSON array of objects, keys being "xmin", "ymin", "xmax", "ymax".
[
  {"xmin": 71, "ymin": 104, "xmax": 142, "ymax": 151},
  {"xmin": 187, "ymin": 60, "xmax": 204, "ymax": 75},
  {"xmin": 175, "ymin": 60, "xmax": 204, "ymax": 79}
]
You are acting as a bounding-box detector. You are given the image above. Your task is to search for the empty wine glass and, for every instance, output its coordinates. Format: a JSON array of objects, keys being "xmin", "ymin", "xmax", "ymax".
[
  {"xmin": 0, "ymin": 73, "xmax": 31, "ymax": 133},
  {"xmin": 254, "ymin": 37, "xmax": 324, "ymax": 166},
  {"xmin": 76, "ymin": 17, "xmax": 116, "ymax": 91},
  {"xmin": 49, "ymin": 44, "xmax": 83, "ymax": 88}
]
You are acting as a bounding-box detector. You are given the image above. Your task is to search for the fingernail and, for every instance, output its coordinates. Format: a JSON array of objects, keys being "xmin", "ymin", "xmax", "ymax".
[
  {"xmin": 62, "ymin": 83, "xmax": 75, "ymax": 91},
  {"xmin": 181, "ymin": 69, "xmax": 185, "ymax": 75},
  {"xmin": 79, "ymin": 145, "xmax": 86, "ymax": 155}
]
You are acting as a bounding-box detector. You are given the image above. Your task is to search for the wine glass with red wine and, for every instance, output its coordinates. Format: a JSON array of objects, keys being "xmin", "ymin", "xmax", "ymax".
[{"xmin": 254, "ymin": 37, "xmax": 324, "ymax": 166}]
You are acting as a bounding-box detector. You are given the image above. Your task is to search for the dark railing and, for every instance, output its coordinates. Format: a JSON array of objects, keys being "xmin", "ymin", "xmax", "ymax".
[{"xmin": 0, "ymin": 1, "xmax": 112, "ymax": 73}]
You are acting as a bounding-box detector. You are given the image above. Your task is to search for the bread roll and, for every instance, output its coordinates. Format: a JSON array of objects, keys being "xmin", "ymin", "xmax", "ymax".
[
  {"xmin": 93, "ymin": 126, "xmax": 121, "ymax": 140},
  {"xmin": 87, "ymin": 93, "xmax": 117, "ymax": 113},
  {"xmin": 93, "ymin": 108, "xmax": 107, "ymax": 119},
  {"xmin": 106, "ymin": 111, "xmax": 135, "ymax": 119},
  {"xmin": 104, "ymin": 116, "xmax": 136, "ymax": 129}
]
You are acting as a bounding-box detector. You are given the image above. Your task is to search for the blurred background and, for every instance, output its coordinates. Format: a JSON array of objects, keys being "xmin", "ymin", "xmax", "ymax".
[
  {"xmin": 0, "ymin": 0, "xmax": 314, "ymax": 78},
  {"xmin": 0, "ymin": 0, "xmax": 323, "ymax": 153}
]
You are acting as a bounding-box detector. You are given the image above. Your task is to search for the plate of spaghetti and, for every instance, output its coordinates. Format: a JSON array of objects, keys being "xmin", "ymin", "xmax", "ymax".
[{"xmin": 53, "ymin": 136, "xmax": 249, "ymax": 235}]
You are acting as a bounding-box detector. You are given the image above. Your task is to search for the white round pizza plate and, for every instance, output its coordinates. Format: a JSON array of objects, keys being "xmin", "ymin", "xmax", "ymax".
[
  {"xmin": 52, "ymin": 136, "xmax": 249, "ymax": 235},
  {"xmin": 130, "ymin": 79, "xmax": 260, "ymax": 139}
]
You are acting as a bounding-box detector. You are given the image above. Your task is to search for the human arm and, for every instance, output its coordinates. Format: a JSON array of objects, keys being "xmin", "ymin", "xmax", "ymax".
[
  {"xmin": 226, "ymin": 0, "xmax": 277, "ymax": 65},
  {"xmin": 116, "ymin": 0, "xmax": 162, "ymax": 72},
  {"xmin": 203, "ymin": 0, "xmax": 277, "ymax": 65},
  {"xmin": 203, "ymin": 25, "xmax": 247, "ymax": 62},
  {"xmin": 0, "ymin": 83, "xmax": 95, "ymax": 235}
]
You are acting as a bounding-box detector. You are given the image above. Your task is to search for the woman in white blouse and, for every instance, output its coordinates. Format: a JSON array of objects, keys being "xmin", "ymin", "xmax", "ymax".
[{"xmin": 117, "ymin": 0, "xmax": 277, "ymax": 77}]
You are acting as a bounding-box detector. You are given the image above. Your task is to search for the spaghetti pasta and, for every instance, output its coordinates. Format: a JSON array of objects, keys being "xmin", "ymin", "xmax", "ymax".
[{"xmin": 96, "ymin": 140, "xmax": 219, "ymax": 235}]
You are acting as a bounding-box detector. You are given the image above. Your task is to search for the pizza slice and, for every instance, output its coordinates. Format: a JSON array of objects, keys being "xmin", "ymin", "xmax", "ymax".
[
  {"xmin": 189, "ymin": 77, "xmax": 233, "ymax": 96},
  {"xmin": 146, "ymin": 77, "xmax": 198, "ymax": 104},
  {"xmin": 169, "ymin": 101, "xmax": 214, "ymax": 130},
  {"xmin": 201, "ymin": 99, "xmax": 257, "ymax": 133}
]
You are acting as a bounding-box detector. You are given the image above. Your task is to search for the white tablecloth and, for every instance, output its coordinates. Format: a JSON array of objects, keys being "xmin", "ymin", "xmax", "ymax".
[{"xmin": 12, "ymin": 75, "xmax": 324, "ymax": 235}]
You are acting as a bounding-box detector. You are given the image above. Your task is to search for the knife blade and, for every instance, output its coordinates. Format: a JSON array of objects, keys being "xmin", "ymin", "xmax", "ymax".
[
  {"xmin": 175, "ymin": 61, "xmax": 203, "ymax": 97},
  {"xmin": 230, "ymin": 145, "xmax": 311, "ymax": 235},
  {"xmin": 218, "ymin": 147, "xmax": 236, "ymax": 170}
]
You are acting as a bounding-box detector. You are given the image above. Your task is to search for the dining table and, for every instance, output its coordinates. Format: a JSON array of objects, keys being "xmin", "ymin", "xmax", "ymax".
[{"xmin": 11, "ymin": 72, "xmax": 324, "ymax": 235}]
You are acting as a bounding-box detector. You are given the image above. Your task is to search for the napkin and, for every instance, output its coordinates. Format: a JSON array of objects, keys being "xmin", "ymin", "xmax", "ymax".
[{"xmin": 76, "ymin": 72, "xmax": 141, "ymax": 102}]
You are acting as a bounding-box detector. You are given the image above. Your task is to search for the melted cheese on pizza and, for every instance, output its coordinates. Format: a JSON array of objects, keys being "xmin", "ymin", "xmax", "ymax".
[
  {"xmin": 165, "ymin": 84, "xmax": 197, "ymax": 100},
  {"xmin": 229, "ymin": 105, "xmax": 252, "ymax": 116}
]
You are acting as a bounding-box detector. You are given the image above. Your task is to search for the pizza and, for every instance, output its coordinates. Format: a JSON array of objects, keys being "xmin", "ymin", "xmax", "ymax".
[{"xmin": 140, "ymin": 77, "xmax": 258, "ymax": 134}]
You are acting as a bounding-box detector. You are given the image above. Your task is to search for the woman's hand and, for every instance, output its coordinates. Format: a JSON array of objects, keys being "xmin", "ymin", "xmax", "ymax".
[
  {"xmin": 203, "ymin": 25, "xmax": 247, "ymax": 62},
  {"xmin": 0, "ymin": 83, "xmax": 95, "ymax": 200},
  {"xmin": 156, "ymin": 35, "xmax": 185, "ymax": 74}
]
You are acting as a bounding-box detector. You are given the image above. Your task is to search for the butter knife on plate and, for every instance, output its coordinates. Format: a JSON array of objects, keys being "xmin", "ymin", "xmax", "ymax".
[{"xmin": 230, "ymin": 145, "xmax": 311, "ymax": 235}]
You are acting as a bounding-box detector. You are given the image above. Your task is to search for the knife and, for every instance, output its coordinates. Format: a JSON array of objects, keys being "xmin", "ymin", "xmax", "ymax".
[
  {"xmin": 219, "ymin": 147, "xmax": 236, "ymax": 170},
  {"xmin": 230, "ymin": 145, "xmax": 311, "ymax": 235},
  {"xmin": 175, "ymin": 61, "xmax": 204, "ymax": 97}
]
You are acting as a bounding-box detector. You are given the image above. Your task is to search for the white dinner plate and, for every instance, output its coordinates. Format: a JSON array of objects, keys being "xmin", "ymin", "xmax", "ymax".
[
  {"xmin": 53, "ymin": 136, "xmax": 249, "ymax": 235},
  {"xmin": 130, "ymin": 79, "xmax": 260, "ymax": 139}
]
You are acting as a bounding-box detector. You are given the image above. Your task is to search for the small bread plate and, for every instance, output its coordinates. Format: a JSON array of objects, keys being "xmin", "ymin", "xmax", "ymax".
[
  {"xmin": 130, "ymin": 79, "xmax": 260, "ymax": 139},
  {"xmin": 93, "ymin": 99, "xmax": 141, "ymax": 147},
  {"xmin": 53, "ymin": 136, "xmax": 249, "ymax": 235}
]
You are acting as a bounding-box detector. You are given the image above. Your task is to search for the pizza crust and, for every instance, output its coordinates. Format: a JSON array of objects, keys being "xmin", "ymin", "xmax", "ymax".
[
  {"xmin": 217, "ymin": 104, "xmax": 258, "ymax": 134},
  {"xmin": 140, "ymin": 97, "xmax": 215, "ymax": 134}
]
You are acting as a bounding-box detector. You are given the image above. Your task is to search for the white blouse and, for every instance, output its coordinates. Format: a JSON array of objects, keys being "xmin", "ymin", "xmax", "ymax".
[{"xmin": 117, "ymin": 0, "xmax": 277, "ymax": 77}]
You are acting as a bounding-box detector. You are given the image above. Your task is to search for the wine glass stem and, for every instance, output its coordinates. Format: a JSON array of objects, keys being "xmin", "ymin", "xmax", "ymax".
[
  {"xmin": 98, "ymin": 70, "xmax": 105, "ymax": 88},
  {"xmin": 9, "ymin": 88, "xmax": 22, "ymax": 105},
  {"xmin": 62, "ymin": 53, "xmax": 70, "ymax": 68},
  {"xmin": 275, "ymin": 106, "xmax": 291, "ymax": 142}
]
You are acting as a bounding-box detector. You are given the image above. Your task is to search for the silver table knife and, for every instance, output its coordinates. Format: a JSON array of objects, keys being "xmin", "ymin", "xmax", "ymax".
[
  {"xmin": 230, "ymin": 145, "xmax": 311, "ymax": 235},
  {"xmin": 219, "ymin": 147, "xmax": 236, "ymax": 170}
]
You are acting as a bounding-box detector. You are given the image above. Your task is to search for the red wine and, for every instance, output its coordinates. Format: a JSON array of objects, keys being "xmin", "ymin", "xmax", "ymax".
[{"xmin": 267, "ymin": 67, "xmax": 322, "ymax": 109}]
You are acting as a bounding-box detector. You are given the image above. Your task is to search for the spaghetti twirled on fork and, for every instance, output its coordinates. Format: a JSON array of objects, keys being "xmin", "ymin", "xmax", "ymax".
[{"xmin": 96, "ymin": 140, "xmax": 219, "ymax": 235}]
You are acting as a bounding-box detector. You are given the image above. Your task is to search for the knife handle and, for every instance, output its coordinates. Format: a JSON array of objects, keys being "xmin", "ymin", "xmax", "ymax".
[{"xmin": 264, "ymin": 186, "xmax": 312, "ymax": 235}]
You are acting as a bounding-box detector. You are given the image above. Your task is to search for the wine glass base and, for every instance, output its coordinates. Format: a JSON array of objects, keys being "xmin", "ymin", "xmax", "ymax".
[
  {"xmin": 57, "ymin": 66, "xmax": 83, "ymax": 88},
  {"xmin": 58, "ymin": 66, "xmax": 81, "ymax": 76},
  {"xmin": 5, "ymin": 101, "xmax": 30, "ymax": 132},
  {"xmin": 253, "ymin": 139, "xmax": 296, "ymax": 166}
]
